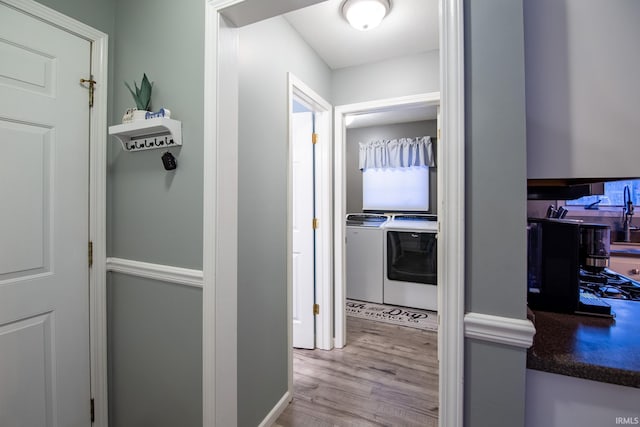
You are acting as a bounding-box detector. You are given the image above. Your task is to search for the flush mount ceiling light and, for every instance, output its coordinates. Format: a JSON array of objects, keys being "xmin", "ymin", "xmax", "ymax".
[{"xmin": 342, "ymin": 0, "xmax": 391, "ymax": 31}]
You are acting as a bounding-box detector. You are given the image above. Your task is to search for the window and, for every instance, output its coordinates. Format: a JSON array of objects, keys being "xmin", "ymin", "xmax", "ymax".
[{"xmin": 566, "ymin": 179, "xmax": 640, "ymax": 207}]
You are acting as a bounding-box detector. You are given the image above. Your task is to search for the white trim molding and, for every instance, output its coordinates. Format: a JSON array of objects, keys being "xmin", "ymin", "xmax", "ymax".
[
  {"xmin": 88, "ymin": 29, "xmax": 109, "ymax": 427},
  {"xmin": 106, "ymin": 258, "xmax": 204, "ymax": 288},
  {"xmin": 464, "ymin": 313, "xmax": 536, "ymax": 348},
  {"xmin": 257, "ymin": 391, "xmax": 291, "ymax": 427},
  {"xmin": 438, "ymin": 0, "xmax": 465, "ymax": 426},
  {"xmin": 1, "ymin": 1, "xmax": 110, "ymax": 426},
  {"xmin": 204, "ymin": 2, "xmax": 240, "ymax": 426}
]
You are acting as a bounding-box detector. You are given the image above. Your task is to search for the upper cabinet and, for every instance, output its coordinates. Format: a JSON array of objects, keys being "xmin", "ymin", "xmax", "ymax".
[{"xmin": 525, "ymin": 0, "xmax": 640, "ymax": 179}]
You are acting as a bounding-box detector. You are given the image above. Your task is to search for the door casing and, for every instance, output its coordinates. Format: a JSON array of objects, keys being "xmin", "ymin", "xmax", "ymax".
[
  {"xmin": 287, "ymin": 73, "xmax": 333, "ymax": 397},
  {"xmin": 333, "ymin": 92, "xmax": 441, "ymax": 348},
  {"xmin": 0, "ymin": 1, "xmax": 109, "ymax": 426},
  {"xmin": 203, "ymin": 1, "xmax": 466, "ymax": 426}
]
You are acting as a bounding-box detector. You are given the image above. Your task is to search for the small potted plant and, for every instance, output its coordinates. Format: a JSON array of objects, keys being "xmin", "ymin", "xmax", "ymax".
[{"xmin": 123, "ymin": 73, "xmax": 153, "ymax": 123}]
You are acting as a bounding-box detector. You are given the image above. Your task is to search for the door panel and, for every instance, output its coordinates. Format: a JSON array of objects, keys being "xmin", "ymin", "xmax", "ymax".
[
  {"xmin": 0, "ymin": 3, "xmax": 91, "ymax": 426},
  {"xmin": 0, "ymin": 37, "xmax": 55, "ymax": 96},
  {"xmin": 292, "ymin": 111, "xmax": 315, "ymax": 349},
  {"xmin": 0, "ymin": 122, "xmax": 51, "ymax": 280},
  {"xmin": 0, "ymin": 313, "xmax": 54, "ymax": 427}
]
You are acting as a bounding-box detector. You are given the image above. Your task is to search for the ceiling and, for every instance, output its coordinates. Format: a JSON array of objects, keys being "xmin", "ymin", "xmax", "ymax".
[
  {"xmin": 284, "ymin": 0, "xmax": 439, "ymax": 70},
  {"xmin": 284, "ymin": 0, "xmax": 439, "ymax": 127}
]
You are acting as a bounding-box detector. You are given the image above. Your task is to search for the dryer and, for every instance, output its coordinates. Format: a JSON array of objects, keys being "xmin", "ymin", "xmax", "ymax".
[{"xmin": 383, "ymin": 214, "xmax": 438, "ymax": 311}]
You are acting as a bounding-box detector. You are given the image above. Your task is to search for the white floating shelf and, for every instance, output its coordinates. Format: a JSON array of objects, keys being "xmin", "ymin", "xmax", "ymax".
[{"xmin": 109, "ymin": 117, "xmax": 182, "ymax": 152}]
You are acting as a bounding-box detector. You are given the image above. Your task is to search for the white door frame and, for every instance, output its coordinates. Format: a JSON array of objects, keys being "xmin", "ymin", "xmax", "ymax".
[
  {"xmin": 0, "ymin": 1, "xmax": 109, "ymax": 426},
  {"xmin": 333, "ymin": 92, "xmax": 441, "ymax": 349},
  {"xmin": 203, "ymin": 0, "xmax": 465, "ymax": 426},
  {"xmin": 287, "ymin": 73, "xmax": 333, "ymax": 392}
]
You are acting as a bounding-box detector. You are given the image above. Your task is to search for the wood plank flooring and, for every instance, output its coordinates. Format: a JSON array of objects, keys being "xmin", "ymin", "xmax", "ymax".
[{"xmin": 275, "ymin": 316, "xmax": 439, "ymax": 427}]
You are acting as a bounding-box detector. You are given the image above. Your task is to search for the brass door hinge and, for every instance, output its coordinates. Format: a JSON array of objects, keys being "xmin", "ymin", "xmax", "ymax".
[
  {"xmin": 312, "ymin": 218, "xmax": 319, "ymax": 229},
  {"xmin": 90, "ymin": 398, "xmax": 95, "ymax": 423},
  {"xmin": 88, "ymin": 241, "xmax": 93, "ymax": 268},
  {"xmin": 80, "ymin": 76, "xmax": 96, "ymax": 108},
  {"xmin": 438, "ymin": 128, "xmax": 441, "ymax": 140},
  {"xmin": 312, "ymin": 133, "xmax": 318, "ymax": 144},
  {"xmin": 313, "ymin": 304, "xmax": 319, "ymax": 315}
]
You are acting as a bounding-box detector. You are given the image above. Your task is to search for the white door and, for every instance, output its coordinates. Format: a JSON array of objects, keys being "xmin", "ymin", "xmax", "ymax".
[
  {"xmin": 0, "ymin": 4, "xmax": 91, "ymax": 426},
  {"xmin": 292, "ymin": 111, "xmax": 315, "ymax": 349}
]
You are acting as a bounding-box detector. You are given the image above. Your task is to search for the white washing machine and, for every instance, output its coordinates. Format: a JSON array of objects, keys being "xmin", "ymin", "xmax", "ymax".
[
  {"xmin": 345, "ymin": 213, "xmax": 389, "ymax": 303},
  {"xmin": 383, "ymin": 214, "xmax": 438, "ymax": 311}
]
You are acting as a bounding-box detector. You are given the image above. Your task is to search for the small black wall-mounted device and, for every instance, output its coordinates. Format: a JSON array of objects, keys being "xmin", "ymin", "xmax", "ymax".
[{"xmin": 161, "ymin": 151, "xmax": 177, "ymax": 170}]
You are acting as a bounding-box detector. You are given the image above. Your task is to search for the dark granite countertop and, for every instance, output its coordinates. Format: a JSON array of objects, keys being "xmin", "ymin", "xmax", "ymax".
[
  {"xmin": 611, "ymin": 247, "xmax": 640, "ymax": 257},
  {"xmin": 527, "ymin": 299, "xmax": 640, "ymax": 388}
]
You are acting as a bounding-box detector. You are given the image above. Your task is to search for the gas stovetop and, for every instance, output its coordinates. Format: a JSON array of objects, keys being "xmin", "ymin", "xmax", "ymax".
[{"xmin": 580, "ymin": 269, "xmax": 640, "ymax": 301}]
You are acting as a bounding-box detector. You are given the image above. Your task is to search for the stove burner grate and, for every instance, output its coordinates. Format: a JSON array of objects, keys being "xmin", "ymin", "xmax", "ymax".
[{"xmin": 579, "ymin": 268, "xmax": 640, "ymax": 301}]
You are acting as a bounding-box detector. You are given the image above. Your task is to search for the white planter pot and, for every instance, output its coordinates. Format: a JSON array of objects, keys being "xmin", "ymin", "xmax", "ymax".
[
  {"xmin": 122, "ymin": 109, "xmax": 149, "ymax": 123},
  {"xmin": 132, "ymin": 110, "xmax": 148, "ymax": 121}
]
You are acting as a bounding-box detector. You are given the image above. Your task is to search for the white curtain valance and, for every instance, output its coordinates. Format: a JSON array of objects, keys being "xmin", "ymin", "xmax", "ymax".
[{"xmin": 358, "ymin": 136, "xmax": 435, "ymax": 170}]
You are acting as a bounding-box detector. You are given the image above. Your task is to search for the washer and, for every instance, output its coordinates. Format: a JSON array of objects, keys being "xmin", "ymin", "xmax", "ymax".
[
  {"xmin": 383, "ymin": 214, "xmax": 438, "ymax": 311},
  {"xmin": 345, "ymin": 213, "xmax": 389, "ymax": 303}
]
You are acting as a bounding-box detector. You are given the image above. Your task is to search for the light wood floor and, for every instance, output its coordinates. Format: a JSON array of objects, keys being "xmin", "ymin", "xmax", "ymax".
[{"xmin": 275, "ymin": 316, "xmax": 439, "ymax": 427}]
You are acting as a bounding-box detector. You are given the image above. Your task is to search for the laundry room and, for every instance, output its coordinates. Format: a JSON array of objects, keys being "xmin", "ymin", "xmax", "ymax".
[{"xmin": 345, "ymin": 108, "xmax": 440, "ymax": 313}]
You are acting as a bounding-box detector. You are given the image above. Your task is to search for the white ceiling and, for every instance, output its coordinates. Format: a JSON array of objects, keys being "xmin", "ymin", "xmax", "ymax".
[
  {"xmin": 346, "ymin": 104, "xmax": 438, "ymax": 128},
  {"xmin": 284, "ymin": 0, "xmax": 439, "ymax": 70},
  {"xmin": 284, "ymin": 0, "xmax": 439, "ymax": 127}
]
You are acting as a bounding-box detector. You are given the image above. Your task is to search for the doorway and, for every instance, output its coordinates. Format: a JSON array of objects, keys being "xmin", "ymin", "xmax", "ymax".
[
  {"xmin": 334, "ymin": 93, "xmax": 441, "ymax": 347},
  {"xmin": 289, "ymin": 74, "xmax": 332, "ymax": 353},
  {"xmin": 285, "ymin": 91, "xmax": 442, "ymax": 425},
  {"xmin": 203, "ymin": 0, "xmax": 465, "ymax": 425}
]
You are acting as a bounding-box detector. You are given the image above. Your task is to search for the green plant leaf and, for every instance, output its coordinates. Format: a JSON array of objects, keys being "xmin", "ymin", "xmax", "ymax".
[
  {"xmin": 124, "ymin": 74, "xmax": 153, "ymax": 110},
  {"xmin": 139, "ymin": 74, "xmax": 153, "ymax": 110},
  {"xmin": 124, "ymin": 81, "xmax": 143, "ymax": 109}
]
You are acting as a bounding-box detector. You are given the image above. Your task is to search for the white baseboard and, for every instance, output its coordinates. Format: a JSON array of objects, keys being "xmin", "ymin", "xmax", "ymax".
[
  {"xmin": 464, "ymin": 312, "xmax": 535, "ymax": 348},
  {"xmin": 105, "ymin": 257, "xmax": 204, "ymax": 288},
  {"xmin": 258, "ymin": 391, "xmax": 291, "ymax": 427}
]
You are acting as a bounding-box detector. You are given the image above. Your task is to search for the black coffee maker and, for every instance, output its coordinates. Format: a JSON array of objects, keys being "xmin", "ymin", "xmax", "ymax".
[
  {"xmin": 579, "ymin": 223, "xmax": 611, "ymax": 271},
  {"xmin": 527, "ymin": 218, "xmax": 611, "ymax": 314}
]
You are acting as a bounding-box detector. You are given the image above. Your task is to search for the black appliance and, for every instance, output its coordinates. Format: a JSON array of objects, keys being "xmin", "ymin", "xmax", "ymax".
[
  {"xmin": 386, "ymin": 231, "xmax": 437, "ymax": 284},
  {"xmin": 527, "ymin": 218, "xmax": 615, "ymax": 316}
]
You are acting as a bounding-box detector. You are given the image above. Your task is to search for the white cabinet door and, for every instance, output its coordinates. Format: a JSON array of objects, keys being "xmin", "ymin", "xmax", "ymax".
[{"xmin": 0, "ymin": 4, "xmax": 91, "ymax": 426}]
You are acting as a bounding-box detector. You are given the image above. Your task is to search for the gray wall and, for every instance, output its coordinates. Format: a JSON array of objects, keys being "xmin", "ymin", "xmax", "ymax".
[
  {"xmin": 346, "ymin": 120, "xmax": 438, "ymax": 214},
  {"xmin": 106, "ymin": 0, "xmax": 205, "ymax": 424},
  {"xmin": 237, "ymin": 16, "xmax": 332, "ymax": 427},
  {"xmin": 464, "ymin": 0, "xmax": 528, "ymax": 426},
  {"xmin": 525, "ymin": 0, "xmax": 640, "ymax": 179},
  {"xmin": 331, "ymin": 50, "xmax": 440, "ymax": 105},
  {"xmin": 110, "ymin": 0, "xmax": 204, "ymax": 268},
  {"xmin": 107, "ymin": 274, "xmax": 202, "ymax": 427}
]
